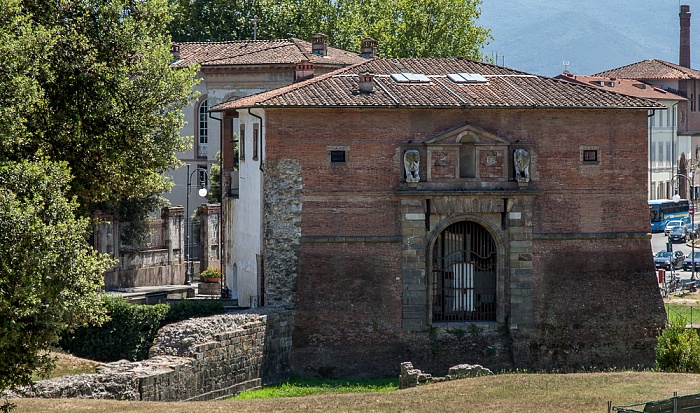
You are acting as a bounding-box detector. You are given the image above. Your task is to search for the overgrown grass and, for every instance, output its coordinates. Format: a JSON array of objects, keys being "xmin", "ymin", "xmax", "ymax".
[{"xmin": 231, "ymin": 377, "xmax": 398, "ymax": 399}]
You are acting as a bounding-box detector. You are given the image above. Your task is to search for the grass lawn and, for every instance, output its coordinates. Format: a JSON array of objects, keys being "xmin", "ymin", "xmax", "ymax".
[
  {"xmin": 12, "ymin": 371, "xmax": 700, "ymax": 413},
  {"xmin": 13, "ymin": 293, "xmax": 700, "ymax": 412}
]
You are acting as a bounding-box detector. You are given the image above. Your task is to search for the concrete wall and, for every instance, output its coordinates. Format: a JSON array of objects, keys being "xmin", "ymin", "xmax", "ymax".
[{"xmin": 8, "ymin": 311, "xmax": 293, "ymax": 401}]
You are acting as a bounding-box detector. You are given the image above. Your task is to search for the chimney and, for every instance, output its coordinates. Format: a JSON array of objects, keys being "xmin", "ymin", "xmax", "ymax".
[
  {"xmin": 680, "ymin": 5, "xmax": 691, "ymax": 68},
  {"xmin": 170, "ymin": 44, "xmax": 180, "ymax": 61},
  {"xmin": 360, "ymin": 37, "xmax": 377, "ymax": 58},
  {"xmin": 311, "ymin": 33, "xmax": 328, "ymax": 56},
  {"xmin": 295, "ymin": 60, "xmax": 315, "ymax": 82},
  {"xmin": 359, "ymin": 71, "xmax": 374, "ymax": 93}
]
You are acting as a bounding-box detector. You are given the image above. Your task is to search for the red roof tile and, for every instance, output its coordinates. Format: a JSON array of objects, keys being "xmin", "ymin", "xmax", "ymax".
[
  {"xmin": 210, "ymin": 58, "xmax": 663, "ymax": 111},
  {"xmin": 594, "ymin": 59, "xmax": 700, "ymax": 80},
  {"xmin": 555, "ymin": 72, "xmax": 686, "ymax": 101},
  {"xmin": 171, "ymin": 39, "xmax": 365, "ymax": 69}
]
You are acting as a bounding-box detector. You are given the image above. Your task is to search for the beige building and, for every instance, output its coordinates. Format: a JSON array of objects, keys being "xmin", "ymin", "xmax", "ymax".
[{"xmin": 167, "ymin": 35, "xmax": 369, "ymax": 219}]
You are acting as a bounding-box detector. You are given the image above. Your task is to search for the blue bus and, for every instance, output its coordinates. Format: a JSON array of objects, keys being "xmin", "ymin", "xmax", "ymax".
[{"xmin": 649, "ymin": 199, "xmax": 691, "ymax": 232}]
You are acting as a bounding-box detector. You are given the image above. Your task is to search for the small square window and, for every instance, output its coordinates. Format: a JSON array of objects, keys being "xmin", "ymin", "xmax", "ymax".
[
  {"xmin": 330, "ymin": 150, "xmax": 346, "ymax": 163},
  {"xmin": 580, "ymin": 146, "xmax": 600, "ymax": 164},
  {"xmin": 583, "ymin": 149, "xmax": 598, "ymax": 162}
]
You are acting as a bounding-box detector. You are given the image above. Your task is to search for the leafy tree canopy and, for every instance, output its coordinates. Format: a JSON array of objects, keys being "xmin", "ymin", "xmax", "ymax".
[
  {"xmin": 4, "ymin": 0, "xmax": 198, "ymax": 219},
  {"xmin": 0, "ymin": 0, "xmax": 197, "ymax": 393},
  {"xmin": 169, "ymin": 0, "xmax": 492, "ymax": 59},
  {"xmin": 0, "ymin": 159, "xmax": 113, "ymax": 392}
]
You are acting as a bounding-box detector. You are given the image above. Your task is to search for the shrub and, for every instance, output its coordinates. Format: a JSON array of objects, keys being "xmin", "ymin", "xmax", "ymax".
[
  {"xmin": 60, "ymin": 296, "xmax": 225, "ymax": 362},
  {"xmin": 163, "ymin": 299, "xmax": 225, "ymax": 325},
  {"xmin": 59, "ymin": 295, "xmax": 169, "ymax": 362},
  {"xmin": 201, "ymin": 267, "xmax": 221, "ymax": 279},
  {"xmin": 655, "ymin": 319, "xmax": 700, "ymax": 373}
]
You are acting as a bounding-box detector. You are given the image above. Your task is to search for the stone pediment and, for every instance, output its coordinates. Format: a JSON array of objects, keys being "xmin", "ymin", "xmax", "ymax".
[{"xmin": 422, "ymin": 123, "xmax": 510, "ymax": 146}]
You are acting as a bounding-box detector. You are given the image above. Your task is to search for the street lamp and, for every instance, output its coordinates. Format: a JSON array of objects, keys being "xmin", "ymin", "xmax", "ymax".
[
  {"xmin": 185, "ymin": 163, "xmax": 209, "ymax": 285},
  {"xmin": 673, "ymin": 170, "xmax": 696, "ymax": 281}
]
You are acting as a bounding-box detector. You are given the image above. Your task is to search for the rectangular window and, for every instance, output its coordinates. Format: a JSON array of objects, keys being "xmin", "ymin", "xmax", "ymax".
[
  {"xmin": 580, "ymin": 145, "xmax": 599, "ymax": 164},
  {"xmin": 330, "ymin": 150, "xmax": 346, "ymax": 162},
  {"xmin": 239, "ymin": 123, "xmax": 246, "ymax": 162},
  {"xmin": 659, "ymin": 143, "xmax": 664, "ymax": 164},
  {"xmin": 197, "ymin": 164, "xmax": 208, "ymax": 188},
  {"xmin": 252, "ymin": 123, "xmax": 259, "ymax": 161},
  {"xmin": 327, "ymin": 146, "xmax": 349, "ymax": 164},
  {"xmin": 667, "ymin": 142, "xmax": 671, "ymax": 164},
  {"xmin": 651, "ymin": 142, "xmax": 656, "ymax": 163},
  {"xmin": 583, "ymin": 149, "xmax": 598, "ymax": 162}
]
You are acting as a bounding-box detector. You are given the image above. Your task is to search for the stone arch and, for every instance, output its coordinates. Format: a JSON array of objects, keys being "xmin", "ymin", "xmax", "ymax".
[{"xmin": 426, "ymin": 214, "xmax": 508, "ymax": 325}]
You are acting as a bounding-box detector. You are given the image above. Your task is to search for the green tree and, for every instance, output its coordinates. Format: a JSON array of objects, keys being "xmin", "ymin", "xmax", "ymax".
[
  {"xmin": 11, "ymin": 0, "xmax": 198, "ymax": 220},
  {"xmin": 0, "ymin": 0, "xmax": 196, "ymax": 394},
  {"xmin": 0, "ymin": 160, "xmax": 113, "ymax": 392},
  {"xmin": 169, "ymin": 0, "xmax": 491, "ymax": 60}
]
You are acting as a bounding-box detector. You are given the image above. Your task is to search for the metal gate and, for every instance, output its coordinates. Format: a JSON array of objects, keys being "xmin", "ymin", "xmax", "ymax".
[{"xmin": 431, "ymin": 221, "xmax": 497, "ymax": 322}]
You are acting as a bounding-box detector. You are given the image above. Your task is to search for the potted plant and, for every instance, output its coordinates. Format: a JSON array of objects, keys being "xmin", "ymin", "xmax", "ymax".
[{"xmin": 200, "ymin": 267, "xmax": 221, "ymax": 283}]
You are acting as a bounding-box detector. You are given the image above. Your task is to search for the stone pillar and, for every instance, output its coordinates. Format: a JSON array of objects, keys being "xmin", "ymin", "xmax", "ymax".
[
  {"xmin": 399, "ymin": 198, "xmax": 428, "ymax": 331},
  {"xmin": 93, "ymin": 210, "xmax": 118, "ymax": 261},
  {"xmin": 162, "ymin": 206, "xmax": 185, "ymax": 283},
  {"xmin": 198, "ymin": 203, "xmax": 221, "ymax": 272}
]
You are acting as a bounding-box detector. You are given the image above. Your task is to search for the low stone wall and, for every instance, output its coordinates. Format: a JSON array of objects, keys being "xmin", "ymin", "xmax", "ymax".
[{"xmin": 8, "ymin": 311, "xmax": 293, "ymax": 401}]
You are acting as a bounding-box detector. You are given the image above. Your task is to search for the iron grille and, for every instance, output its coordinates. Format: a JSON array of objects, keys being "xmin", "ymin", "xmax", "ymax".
[{"xmin": 432, "ymin": 221, "xmax": 497, "ymax": 322}]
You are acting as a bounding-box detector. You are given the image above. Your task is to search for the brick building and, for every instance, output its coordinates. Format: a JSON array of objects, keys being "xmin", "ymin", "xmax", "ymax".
[{"xmin": 211, "ymin": 58, "xmax": 667, "ymax": 376}]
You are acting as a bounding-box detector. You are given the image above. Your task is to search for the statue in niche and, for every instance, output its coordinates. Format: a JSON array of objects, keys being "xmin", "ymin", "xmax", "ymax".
[
  {"xmin": 404, "ymin": 149, "xmax": 420, "ymax": 183},
  {"xmin": 514, "ymin": 148, "xmax": 530, "ymax": 183}
]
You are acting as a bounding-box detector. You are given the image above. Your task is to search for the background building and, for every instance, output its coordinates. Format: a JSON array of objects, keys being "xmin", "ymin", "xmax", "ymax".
[{"xmin": 167, "ymin": 35, "xmax": 369, "ymax": 218}]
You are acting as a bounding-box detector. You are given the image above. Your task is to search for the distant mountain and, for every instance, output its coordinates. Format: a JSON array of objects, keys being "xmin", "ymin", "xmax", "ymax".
[{"xmin": 477, "ymin": 0, "xmax": 687, "ymax": 77}]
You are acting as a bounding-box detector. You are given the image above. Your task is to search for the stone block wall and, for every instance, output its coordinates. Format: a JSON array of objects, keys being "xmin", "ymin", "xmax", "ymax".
[{"xmin": 8, "ymin": 311, "xmax": 293, "ymax": 401}]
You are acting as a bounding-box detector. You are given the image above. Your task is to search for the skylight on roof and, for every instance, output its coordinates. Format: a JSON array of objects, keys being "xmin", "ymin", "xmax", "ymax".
[
  {"xmin": 447, "ymin": 73, "xmax": 488, "ymax": 84},
  {"xmin": 391, "ymin": 73, "xmax": 431, "ymax": 84}
]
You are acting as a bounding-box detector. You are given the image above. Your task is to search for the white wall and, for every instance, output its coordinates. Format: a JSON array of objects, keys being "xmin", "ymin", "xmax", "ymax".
[{"xmin": 227, "ymin": 110, "xmax": 265, "ymax": 307}]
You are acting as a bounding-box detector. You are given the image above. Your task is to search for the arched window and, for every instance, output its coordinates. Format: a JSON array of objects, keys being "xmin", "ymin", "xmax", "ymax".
[
  {"xmin": 432, "ymin": 221, "xmax": 497, "ymax": 322},
  {"xmin": 197, "ymin": 99, "xmax": 208, "ymax": 158}
]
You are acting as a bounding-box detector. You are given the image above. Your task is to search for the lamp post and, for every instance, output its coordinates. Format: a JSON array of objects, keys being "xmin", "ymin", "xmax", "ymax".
[
  {"xmin": 185, "ymin": 163, "xmax": 209, "ymax": 285},
  {"xmin": 673, "ymin": 170, "xmax": 695, "ymax": 281}
]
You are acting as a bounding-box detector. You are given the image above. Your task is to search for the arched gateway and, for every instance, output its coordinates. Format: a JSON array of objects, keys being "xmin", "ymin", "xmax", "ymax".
[{"xmin": 431, "ymin": 220, "xmax": 497, "ymax": 322}]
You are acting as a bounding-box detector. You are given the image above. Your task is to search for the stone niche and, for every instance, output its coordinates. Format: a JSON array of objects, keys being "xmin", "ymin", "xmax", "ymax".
[
  {"xmin": 424, "ymin": 123, "xmax": 510, "ymax": 183},
  {"xmin": 401, "ymin": 123, "xmax": 529, "ymax": 192}
]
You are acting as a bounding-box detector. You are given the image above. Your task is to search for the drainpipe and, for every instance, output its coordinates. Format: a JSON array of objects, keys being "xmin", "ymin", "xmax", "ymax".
[
  {"xmin": 247, "ymin": 108, "xmax": 264, "ymax": 173},
  {"xmin": 649, "ymin": 109, "xmax": 655, "ymax": 199},
  {"xmin": 208, "ymin": 110, "xmax": 226, "ymax": 298},
  {"xmin": 673, "ymin": 102, "xmax": 679, "ymax": 198},
  {"xmin": 247, "ymin": 107, "xmax": 265, "ymax": 306}
]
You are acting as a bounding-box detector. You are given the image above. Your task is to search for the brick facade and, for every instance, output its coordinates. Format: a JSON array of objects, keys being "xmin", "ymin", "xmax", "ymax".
[{"xmin": 254, "ymin": 106, "xmax": 666, "ymax": 376}]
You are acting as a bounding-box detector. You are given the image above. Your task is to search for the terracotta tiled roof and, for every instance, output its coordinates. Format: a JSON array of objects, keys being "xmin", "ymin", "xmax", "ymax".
[
  {"xmin": 210, "ymin": 58, "xmax": 663, "ymax": 111},
  {"xmin": 555, "ymin": 72, "xmax": 686, "ymax": 101},
  {"xmin": 170, "ymin": 39, "xmax": 365, "ymax": 69},
  {"xmin": 594, "ymin": 59, "xmax": 700, "ymax": 80}
]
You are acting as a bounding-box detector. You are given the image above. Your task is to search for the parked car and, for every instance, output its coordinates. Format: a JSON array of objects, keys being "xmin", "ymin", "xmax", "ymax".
[
  {"xmin": 669, "ymin": 226, "xmax": 688, "ymax": 243},
  {"xmin": 665, "ymin": 220, "xmax": 687, "ymax": 236},
  {"xmin": 683, "ymin": 251, "xmax": 700, "ymax": 271},
  {"xmin": 655, "ymin": 250, "xmax": 685, "ymax": 270}
]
